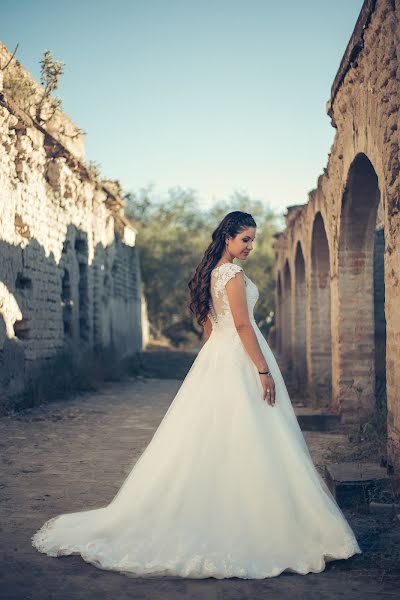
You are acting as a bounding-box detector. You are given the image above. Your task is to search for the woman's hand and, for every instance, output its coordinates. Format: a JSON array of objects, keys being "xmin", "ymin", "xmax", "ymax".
[{"xmin": 259, "ymin": 373, "xmax": 276, "ymax": 406}]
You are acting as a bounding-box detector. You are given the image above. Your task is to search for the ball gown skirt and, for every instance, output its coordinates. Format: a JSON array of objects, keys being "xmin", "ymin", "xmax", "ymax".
[{"xmin": 31, "ymin": 262, "xmax": 362, "ymax": 579}]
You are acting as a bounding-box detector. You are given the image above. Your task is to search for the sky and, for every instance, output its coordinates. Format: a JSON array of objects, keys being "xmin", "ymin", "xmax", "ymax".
[{"xmin": 0, "ymin": 0, "xmax": 364, "ymax": 215}]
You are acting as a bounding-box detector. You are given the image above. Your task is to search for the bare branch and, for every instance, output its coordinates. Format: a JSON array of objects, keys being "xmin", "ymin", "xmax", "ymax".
[{"xmin": 1, "ymin": 43, "xmax": 20, "ymax": 72}]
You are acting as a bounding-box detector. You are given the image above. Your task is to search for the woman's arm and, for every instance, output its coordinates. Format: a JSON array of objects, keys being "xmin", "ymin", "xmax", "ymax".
[
  {"xmin": 225, "ymin": 271, "xmax": 276, "ymax": 405},
  {"xmin": 225, "ymin": 272, "xmax": 268, "ymax": 371}
]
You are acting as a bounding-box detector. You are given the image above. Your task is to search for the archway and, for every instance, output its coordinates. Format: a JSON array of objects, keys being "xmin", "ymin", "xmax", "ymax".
[
  {"xmin": 310, "ymin": 212, "xmax": 332, "ymax": 405},
  {"xmin": 283, "ymin": 260, "xmax": 293, "ymax": 369},
  {"xmin": 294, "ymin": 242, "xmax": 307, "ymax": 390},
  {"xmin": 338, "ymin": 153, "xmax": 385, "ymax": 424}
]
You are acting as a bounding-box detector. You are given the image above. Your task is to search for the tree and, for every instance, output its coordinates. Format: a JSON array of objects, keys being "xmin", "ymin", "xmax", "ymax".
[
  {"xmin": 36, "ymin": 50, "xmax": 65, "ymax": 123},
  {"xmin": 126, "ymin": 186, "xmax": 281, "ymax": 348}
]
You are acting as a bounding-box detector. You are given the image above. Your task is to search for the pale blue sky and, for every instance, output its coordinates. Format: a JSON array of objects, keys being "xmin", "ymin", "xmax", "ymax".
[{"xmin": 1, "ymin": 0, "xmax": 364, "ymax": 214}]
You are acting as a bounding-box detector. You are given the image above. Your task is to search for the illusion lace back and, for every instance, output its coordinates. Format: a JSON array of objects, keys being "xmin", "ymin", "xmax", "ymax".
[
  {"xmin": 31, "ymin": 262, "xmax": 362, "ymax": 579},
  {"xmin": 208, "ymin": 262, "xmax": 259, "ymax": 330}
]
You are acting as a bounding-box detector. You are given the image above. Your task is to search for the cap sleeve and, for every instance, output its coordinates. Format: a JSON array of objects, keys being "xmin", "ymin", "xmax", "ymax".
[{"xmin": 219, "ymin": 263, "xmax": 244, "ymax": 288}]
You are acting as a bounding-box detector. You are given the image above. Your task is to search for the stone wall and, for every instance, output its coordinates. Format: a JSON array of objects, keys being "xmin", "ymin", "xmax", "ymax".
[
  {"xmin": 271, "ymin": 0, "xmax": 400, "ymax": 470},
  {"xmin": 0, "ymin": 42, "xmax": 147, "ymax": 410}
]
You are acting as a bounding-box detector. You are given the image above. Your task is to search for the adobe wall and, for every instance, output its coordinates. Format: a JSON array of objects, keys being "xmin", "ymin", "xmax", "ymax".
[{"xmin": 0, "ymin": 42, "xmax": 147, "ymax": 410}]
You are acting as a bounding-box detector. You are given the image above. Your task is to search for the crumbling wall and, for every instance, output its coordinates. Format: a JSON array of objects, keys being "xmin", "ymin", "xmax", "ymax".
[{"xmin": 0, "ymin": 42, "xmax": 147, "ymax": 410}]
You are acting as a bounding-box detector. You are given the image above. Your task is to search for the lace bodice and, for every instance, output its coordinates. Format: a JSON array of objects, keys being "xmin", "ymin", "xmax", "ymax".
[{"xmin": 207, "ymin": 262, "xmax": 259, "ymax": 331}]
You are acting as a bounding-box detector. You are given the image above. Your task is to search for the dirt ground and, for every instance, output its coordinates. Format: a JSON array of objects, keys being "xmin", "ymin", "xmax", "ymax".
[{"xmin": 1, "ymin": 374, "xmax": 399, "ymax": 600}]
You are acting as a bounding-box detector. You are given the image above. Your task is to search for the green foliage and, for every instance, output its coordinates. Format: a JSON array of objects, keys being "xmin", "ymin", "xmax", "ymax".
[
  {"xmin": 3, "ymin": 70, "xmax": 35, "ymax": 112},
  {"xmin": 2, "ymin": 49, "xmax": 65, "ymax": 124},
  {"xmin": 36, "ymin": 49, "xmax": 64, "ymax": 122},
  {"xmin": 39, "ymin": 50, "xmax": 64, "ymax": 96},
  {"xmin": 125, "ymin": 185, "xmax": 281, "ymax": 347}
]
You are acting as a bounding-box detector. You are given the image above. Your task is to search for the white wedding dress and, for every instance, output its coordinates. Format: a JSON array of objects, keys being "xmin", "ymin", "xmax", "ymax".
[{"xmin": 32, "ymin": 262, "xmax": 362, "ymax": 578}]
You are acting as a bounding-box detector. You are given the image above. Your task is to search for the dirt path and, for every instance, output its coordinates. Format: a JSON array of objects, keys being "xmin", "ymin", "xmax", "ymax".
[{"xmin": 0, "ymin": 374, "xmax": 399, "ymax": 599}]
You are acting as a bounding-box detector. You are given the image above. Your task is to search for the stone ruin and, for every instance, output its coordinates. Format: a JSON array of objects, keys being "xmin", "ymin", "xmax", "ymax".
[
  {"xmin": 272, "ymin": 0, "xmax": 400, "ymax": 471},
  {"xmin": 0, "ymin": 41, "xmax": 149, "ymax": 410}
]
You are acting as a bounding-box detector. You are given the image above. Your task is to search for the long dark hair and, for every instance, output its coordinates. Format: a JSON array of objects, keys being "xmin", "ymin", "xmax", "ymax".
[{"xmin": 188, "ymin": 211, "xmax": 257, "ymax": 327}]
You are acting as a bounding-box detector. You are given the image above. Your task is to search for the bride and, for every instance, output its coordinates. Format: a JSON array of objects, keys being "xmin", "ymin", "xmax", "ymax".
[{"xmin": 32, "ymin": 210, "xmax": 362, "ymax": 579}]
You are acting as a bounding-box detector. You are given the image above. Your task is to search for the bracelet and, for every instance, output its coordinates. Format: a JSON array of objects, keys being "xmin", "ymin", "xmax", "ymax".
[{"xmin": 259, "ymin": 370, "xmax": 272, "ymax": 376}]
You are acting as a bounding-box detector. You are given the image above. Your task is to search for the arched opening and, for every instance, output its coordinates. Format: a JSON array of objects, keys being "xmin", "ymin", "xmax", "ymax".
[
  {"xmin": 294, "ymin": 242, "xmax": 307, "ymax": 390},
  {"xmin": 310, "ymin": 212, "xmax": 332, "ymax": 405},
  {"xmin": 338, "ymin": 153, "xmax": 385, "ymax": 425},
  {"xmin": 283, "ymin": 260, "xmax": 293, "ymax": 369}
]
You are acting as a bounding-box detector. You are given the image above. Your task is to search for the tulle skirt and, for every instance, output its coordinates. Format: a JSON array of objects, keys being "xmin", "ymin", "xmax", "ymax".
[{"xmin": 31, "ymin": 322, "xmax": 362, "ymax": 578}]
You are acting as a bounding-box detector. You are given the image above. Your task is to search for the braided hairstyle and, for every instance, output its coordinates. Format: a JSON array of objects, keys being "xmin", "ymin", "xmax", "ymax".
[{"xmin": 188, "ymin": 211, "xmax": 257, "ymax": 327}]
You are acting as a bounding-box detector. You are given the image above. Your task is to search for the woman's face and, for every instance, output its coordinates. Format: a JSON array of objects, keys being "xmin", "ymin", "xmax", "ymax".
[{"xmin": 227, "ymin": 226, "xmax": 256, "ymax": 260}]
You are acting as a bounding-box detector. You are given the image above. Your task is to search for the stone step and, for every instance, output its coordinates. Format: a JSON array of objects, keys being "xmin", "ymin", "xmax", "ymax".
[
  {"xmin": 324, "ymin": 462, "xmax": 398, "ymax": 508},
  {"xmin": 294, "ymin": 407, "xmax": 341, "ymax": 431}
]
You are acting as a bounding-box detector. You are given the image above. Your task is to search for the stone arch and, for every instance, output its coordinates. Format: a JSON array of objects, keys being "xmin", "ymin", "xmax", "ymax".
[
  {"xmin": 309, "ymin": 212, "xmax": 332, "ymax": 404},
  {"xmin": 282, "ymin": 260, "xmax": 293, "ymax": 368},
  {"xmin": 337, "ymin": 152, "xmax": 384, "ymax": 422},
  {"xmin": 294, "ymin": 241, "xmax": 307, "ymax": 388}
]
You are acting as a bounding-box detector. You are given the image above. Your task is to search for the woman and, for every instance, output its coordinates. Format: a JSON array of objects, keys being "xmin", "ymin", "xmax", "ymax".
[{"xmin": 32, "ymin": 210, "xmax": 362, "ymax": 578}]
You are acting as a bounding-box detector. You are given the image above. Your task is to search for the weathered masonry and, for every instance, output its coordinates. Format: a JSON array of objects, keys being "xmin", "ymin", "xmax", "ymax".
[
  {"xmin": 0, "ymin": 42, "xmax": 148, "ymax": 410},
  {"xmin": 272, "ymin": 0, "xmax": 400, "ymax": 471}
]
